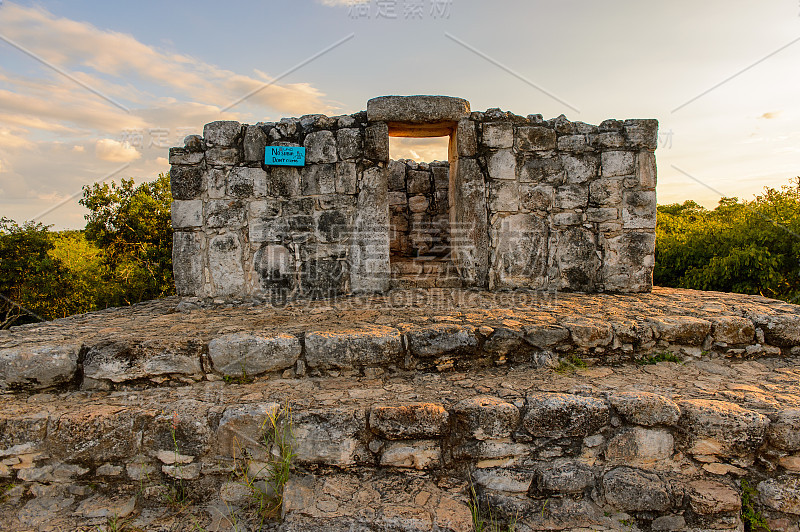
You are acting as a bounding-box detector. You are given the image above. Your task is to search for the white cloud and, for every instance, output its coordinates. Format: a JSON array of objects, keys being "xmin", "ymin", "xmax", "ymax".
[
  {"xmin": 72, "ymin": 145, "xmax": 84, "ymax": 152},
  {"xmin": 95, "ymin": 139, "xmax": 141, "ymax": 162}
]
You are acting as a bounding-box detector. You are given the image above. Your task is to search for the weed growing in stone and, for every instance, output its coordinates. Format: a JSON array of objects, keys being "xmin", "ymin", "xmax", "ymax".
[
  {"xmin": 232, "ymin": 405, "xmax": 295, "ymax": 524},
  {"xmin": 636, "ymin": 351, "xmax": 682, "ymax": 365},
  {"xmin": 554, "ymin": 354, "xmax": 587, "ymax": 374},
  {"xmin": 468, "ymin": 482, "xmax": 516, "ymax": 532},
  {"xmin": 223, "ymin": 365, "xmax": 253, "ymax": 385},
  {"xmin": 97, "ymin": 514, "xmax": 137, "ymax": 532},
  {"xmin": 162, "ymin": 412, "xmax": 191, "ymax": 509},
  {"xmin": 0, "ymin": 482, "xmax": 15, "ymax": 502},
  {"xmin": 741, "ymin": 479, "xmax": 771, "ymax": 532}
]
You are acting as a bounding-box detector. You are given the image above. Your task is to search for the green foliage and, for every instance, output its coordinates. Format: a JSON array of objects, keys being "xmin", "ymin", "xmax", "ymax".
[
  {"xmin": 554, "ymin": 354, "xmax": 587, "ymax": 374},
  {"xmin": 656, "ymin": 178, "xmax": 800, "ymax": 302},
  {"xmin": 468, "ymin": 482, "xmax": 517, "ymax": 532},
  {"xmin": 741, "ymin": 479, "xmax": 771, "ymax": 532},
  {"xmin": 0, "ymin": 173, "xmax": 174, "ymax": 328},
  {"xmin": 80, "ymin": 173, "xmax": 174, "ymax": 306}
]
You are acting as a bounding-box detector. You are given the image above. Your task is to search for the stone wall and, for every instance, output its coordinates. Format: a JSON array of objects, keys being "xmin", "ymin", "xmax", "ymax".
[{"xmin": 170, "ymin": 96, "xmax": 658, "ymax": 300}]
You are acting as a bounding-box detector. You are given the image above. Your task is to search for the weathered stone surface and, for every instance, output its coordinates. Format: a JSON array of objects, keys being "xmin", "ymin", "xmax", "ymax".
[
  {"xmin": 205, "ymin": 199, "xmax": 246, "ymax": 228},
  {"xmin": 474, "ymin": 468, "xmax": 533, "ymax": 493},
  {"xmin": 304, "ymin": 130, "xmax": 338, "ymax": 163},
  {"xmin": 751, "ymin": 313, "xmax": 800, "ymax": 347},
  {"xmin": 483, "ymin": 122, "xmax": 514, "ymax": 148},
  {"xmin": 561, "ymin": 154, "xmax": 598, "ymax": 184},
  {"xmin": 758, "ymin": 476, "xmax": 800, "ymax": 515},
  {"xmin": 651, "ymin": 515, "xmax": 686, "ymax": 531},
  {"xmin": 172, "ymin": 231, "xmax": 203, "ymax": 296},
  {"xmin": 711, "ymin": 315, "xmax": 755, "ymax": 344},
  {"xmin": 208, "ymin": 232, "xmax": 245, "ymax": 296},
  {"xmin": 768, "ymin": 409, "xmax": 800, "ymax": 451},
  {"xmin": 243, "ymin": 124, "xmax": 267, "ymax": 162},
  {"xmin": 204, "ymin": 120, "xmax": 241, "ymax": 147},
  {"xmin": 607, "ymin": 391, "xmax": 680, "ymax": 427},
  {"xmin": 605, "ymin": 427, "xmax": 674, "ymax": 463},
  {"xmin": 227, "ymin": 166, "xmax": 266, "ymax": 197},
  {"xmin": 367, "ymin": 95, "xmax": 470, "ymax": 123},
  {"xmin": 216, "ymin": 402, "xmax": 280, "ymax": 457},
  {"xmin": 335, "ymin": 128, "xmax": 362, "ymax": 160},
  {"xmin": 364, "ymin": 122, "xmax": 389, "ymax": 161},
  {"xmin": 293, "ymin": 407, "xmax": 367, "ymax": 466},
  {"xmin": 171, "ymin": 199, "xmax": 202, "ymax": 228},
  {"xmin": 487, "ymin": 149, "xmax": 516, "ymax": 180},
  {"xmin": 561, "ymin": 317, "xmax": 613, "ymax": 348},
  {"xmin": 369, "ymin": 403, "xmax": 449, "ymax": 440},
  {"xmin": 603, "ymin": 467, "xmax": 672, "ymax": 512},
  {"xmin": 304, "ymin": 326, "xmax": 402, "ymax": 369},
  {"xmin": 623, "ymin": 119, "xmax": 659, "ymax": 149},
  {"xmin": 688, "ymin": 480, "xmax": 740, "ymax": 515},
  {"xmin": 457, "ymin": 118, "xmax": 477, "ymax": 156},
  {"xmin": 601, "ymin": 151, "xmax": 635, "ymax": 177},
  {"xmin": 452, "ymin": 396, "xmax": 520, "ymax": 440},
  {"xmin": 523, "ymin": 393, "xmax": 609, "ymax": 437},
  {"xmin": 649, "ymin": 315, "xmax": 712, "ymax": 345},
  {"xmin": 0, "ymin": 343, "xmax": 80, "ymax": 390},
  {"xmin": 170, "ymin": 165, "xmax": 204, "ymax": 199},
  {"xmin": 516, "ymin": 126, "xmax": 557, "ymax": 151},
  {"xmin": 678, "ymin": 399, "xmax": 769, "ymax": 457},
  {"xmin": 208, "ymin": 333, "xmax": 301, "ymax": 376},
  {"xmin": 405, "ymin": 324, "xmax": 477, "ymax": 357},
  {"xmin": 535, "ymin": 461, "xmax": 595, "ymax": 494},
  {"xmin": 82, "ymin": 339, "xmax": 202, "ymax": 383},
  {"xmin": 379, "ymin": 440, "xmax": 441, "ymax": 469}
]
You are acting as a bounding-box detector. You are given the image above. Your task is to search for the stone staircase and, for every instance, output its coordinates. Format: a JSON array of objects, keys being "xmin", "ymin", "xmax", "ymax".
[{"xmin": 1, "ymin": 287, "xmax": 800, "ymax": 531}]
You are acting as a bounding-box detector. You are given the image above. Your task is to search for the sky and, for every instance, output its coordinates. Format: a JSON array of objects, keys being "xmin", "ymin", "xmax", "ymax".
[{"xmin": 0, "ymin": 0, "xmax": 798, "ymax": 229}]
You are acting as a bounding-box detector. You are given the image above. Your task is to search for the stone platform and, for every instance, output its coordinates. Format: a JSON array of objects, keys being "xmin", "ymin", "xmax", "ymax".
[{"xmin": 1, "ymin": 287, "xmax": 800, "ymax": 530}]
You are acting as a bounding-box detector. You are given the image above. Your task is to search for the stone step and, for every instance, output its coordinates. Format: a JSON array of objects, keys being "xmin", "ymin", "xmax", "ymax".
[{"xmin": 1, "ymin": 356, "xmax": 799, "ymax": 531}]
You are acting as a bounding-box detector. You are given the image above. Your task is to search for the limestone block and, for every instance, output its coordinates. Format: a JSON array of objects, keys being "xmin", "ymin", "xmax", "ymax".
[
  {"xmin": 488, "ymin": 180, "xmax": 519, "ymax": 212},
  {"xmin": 607, "ymin": 391, "xmax": 680, "ymax": 426},
  {"xmin": 648, "ymin": 316, "xmax": 711, "ymax": 345},
  {"xmin": 524, "ymin": 324, "xmax": 570, "ymax": 348},
  {"xmin": 266, "ymin": 166, "xmax": 301, "ymax": 197},
  {"xmin": 515, "ymin": 126, "xmax": 557, "ymax": 151},
  {"xmin": 622, "ymin": 190, "xmax": 657, "ymax": 229},
  {"xmin": 301, "ymin": 164, "xmax": 336, "ymax": 195},
  {"xmin": 651, "ymin": 515, "xmax": 686, "ymax": 531},
  {"xmin": 366, "ymin": 95, "xmax": 470, "ymax": 123},
  {"xmin": 758, "ymin": 476, "xmax": 800, "ymax": 515},
  {"xmin": 605, "ymin": 427, "xmax": 674, "ymax": 463},
  {"xmin": 603, "ymin": 467, "xmax": 672, "ymax": 512},
  {"xmin": 388, "ymin": 159, "xmax": 406, "ymax": 190},
  {"xmin": 365, "ymin": 122, "xmax": 389, "ymax": 162},
  {"xmin": 209, "ymin": 333, "xmax": 301, "ymax": 377},
  {"xmin": 450, "ymin": 158, "xmax": 489, "ymax": 287},
  {"xmin": 490, "ymin": 213, "xmax": 548, "ymax": 289},
  {"xmin": 432, "ymin": 165, "xmax": 449, "ymax": 190},
  {"xmin": 457, "ymin": 119, "xmax": 477, "ymax": 156},
  {"xmin": 589, "ymin": 178, "xmax": 623, "ymax": 206},
  {"xmin": 314, "ymin": 208, "xmax": 353, "ymax": 243},
  {"xmin": 483, "ymin": 122, "xmax": 513, "ymax": 148},
  {"xmin": 184, "ymin": 134, "xmax": 204, "ymax": 151},
  {"xmin": 335, "ymin": 161, "xmax": 357, "ymax": 194},
  {"xmin": 768, "ymin": 409, "xmax": 800, "ymax": 451},
  {"xmin": 547, "ymin": 226, "xmax": 599, "ymax": 291},
  {"xmin": 637, "ymin": 151, "xmax": 657, "ymax": 189},
  {"xmin": 586, "ymin": 207, "xmax": 618, "ymax": 223},
  {"xmin": 561, "ymin": 317, "xmax": 613, "ymax": 348},
  {"xmin": 303, "ymin": 130, "xmax": 338, "ymax": 163},
  {"xmin": 252, "ymin": 244, "xmax": 293, "ymax": 290},
  {"xmin": 523, "ymin": 393, "xmax": 609, "ymax": 437},
  {"xmin": 369, "ymin": 403, "xmax": 449, "ymax": 439},
  {"xmin": 561, "ymin": 154, "xmax": 599, "ymax": 184},
  {"xmin": 173, "ymin": 231, "xmax": 203, "ymax": 296},
  {"xmin": 519, "ymin": 183, "xmax": 554, "ymax": 211},
  {"xmin": 710, "ymin": 316, "xmax": 755, "ymax": 344},
  {"xmin": 519, "ymin": 156, "xmax": 564, "ymax": 184},
  {"xmin": 601, "ymin": 231, "xmax": 655, "ymax": 292},
  {"xmin": 557, "ymin": 134, "xmax": 591, "ymax": 153},
  {"xmin": 591, "ymin": 132, "xmax": 625, "ymax": 149},
  {"xmin": 227, "ymin": 166, "xmax": 266, "ymax": 197},
  {"xmin": 208, "ymin": 232, "xmax": 245, "ymax": 296},
  {"xmin": 408, "ymin": 195, "xmax": 429, "ymax": 213},
  {"xmin": 82, "ymin": 339, "xmax": 203, "ymax": 383},
  {"xmin": 487, "ymin": 149, "xmax": 517, "ymax": 180},
  {"xmin": 554, "ymin": 184, "xmax": 588, "ymax": 210},
  {"xmin": 601, "ymin": 151, "xmax": 636, "ymax": 177},
  {"xmin": 405, "ymin": 324, "xmax": 477, "ymax": 358},
  {"xmin": 536, "ymin": 461, "xmax": 595, "ymax": 494},
  {"xmin": 206, "ymin": 147, "xmax": 239, "ymax": 166},
  {"xmin": 293, "ymin": 407, "xmax": 367, "ymax": 466},
  {"xmin": 169, "ymin": 148, "xmax": 203, "ymax": 165},
  {"xmin": 304, "ymin": 325, "xmax": 402, "ymax": 369},
  {"xmin": 379, "ymin": 440, "xmax": 440, "ymax": 469},
  {"xmin": 205, "ymin": 200, "xmax": 246, "ymax": 228},
  {"xmin": 0, "ymin": 343, "xmax": 80, "ymax": 390},
  {"xmin": 49, "ymin": 406, "xmax": 152, "ymax": 462},
  {"xmin": 243, "ymin": 125, "xmax": 267, "ymax": 162},
  {"xmin": 249, "ymin": 200, "xmax": 286, "ymax": 244},
  {"xmin": 205, "ymin": 167, "xmax": 226, "ymax": 198},
  {"xmin": 170, "ymin": 165, "xmax": 204, "ymax": 200},
  {"xmin": 624, "ymin": 119, "xmax": 659, "ymax": 150},
  {"xmin": 452, "ymin": 396, "xmax": 520, "ymax": 440},
  {"xmin": 335, "ymin": 128, "xmax": 362, "ymax": 160},
  {"xmin": 678, "ymin": 399, "xmax": 769, "ymax": 457},
  {"xmin": 204, "ymin": 120, "xmax": 241, "ymax": 147},
  {"xmin": 474, "ymin": 468, "xmax": 533, "ymax": 493},
  {"xmin": 688, "ymin": 480, "xmax": 741, "ymax": 515},
  {"xmin": 750, "ymin": 313, "xmax": 800, "ymax": 346},
  {"xmin": 170, "ymin": 200, "xmax": 202, "ymax": 229}
]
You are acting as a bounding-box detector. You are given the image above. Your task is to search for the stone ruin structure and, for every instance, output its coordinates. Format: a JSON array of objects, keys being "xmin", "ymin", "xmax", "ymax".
[
  {"xmin": 3, "ymin": 96, "xmax": 800, "ymax": 531},
  {"xmin": 169, "ymin": 95, "xmax": 658, "ymax": 300}
]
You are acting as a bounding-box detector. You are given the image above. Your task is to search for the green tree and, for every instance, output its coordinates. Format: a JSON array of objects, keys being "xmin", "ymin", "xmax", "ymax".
[
  {"xmin": 79, "ymin": 173, "xmax": 175, "ymax": 306},
  {"xmin": 0, "ymin": 218, "xmax": 78, "ymax": 327}
]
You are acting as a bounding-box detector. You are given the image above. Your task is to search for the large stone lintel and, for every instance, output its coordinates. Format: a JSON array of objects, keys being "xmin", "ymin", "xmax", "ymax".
[{"xmin": 367, "ymin": 95, "xmax": 470, "ymax": 125}]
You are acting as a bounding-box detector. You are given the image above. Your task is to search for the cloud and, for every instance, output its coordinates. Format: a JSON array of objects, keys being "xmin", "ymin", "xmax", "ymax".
[
  {"xmin": 317, "ymin": 0, "xmax": 370, "ymax": 6},
  {"xmin": 389, "ymin": 137, "xmax": 450, "ymax": 162},
  {"xmin": 758, "ymin": 111, "xmax": 781, "ymax": 120},
  {"xmin": 95, "ymin": 139, "xmax": 141, "ymax": 162}
]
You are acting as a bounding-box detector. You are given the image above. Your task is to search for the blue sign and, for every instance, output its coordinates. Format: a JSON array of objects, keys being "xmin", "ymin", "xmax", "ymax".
[{"xmin": 265, "ymin": 146, "xmax": 305, "ymax": 166}]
